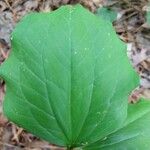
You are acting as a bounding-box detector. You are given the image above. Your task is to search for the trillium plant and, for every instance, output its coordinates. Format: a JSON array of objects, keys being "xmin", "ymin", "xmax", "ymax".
[{"xmin": 0, "ymin": 5, "xmax": 150, "ymax": 150}]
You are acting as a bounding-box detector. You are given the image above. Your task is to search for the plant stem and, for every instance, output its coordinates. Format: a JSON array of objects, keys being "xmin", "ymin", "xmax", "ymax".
[{"xmin": 67, "ymin": 147, "xmax": 73, "ymax": 150}]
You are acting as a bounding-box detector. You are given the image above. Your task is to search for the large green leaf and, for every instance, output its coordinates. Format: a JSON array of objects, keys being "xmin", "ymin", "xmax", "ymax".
[
  {"xmin": 0, "ymin": 5, "xmax": 139, "ymax": 148},
  {"xmin": 84, "ymin": 100, "xmax": 150, "ymax": 150}
]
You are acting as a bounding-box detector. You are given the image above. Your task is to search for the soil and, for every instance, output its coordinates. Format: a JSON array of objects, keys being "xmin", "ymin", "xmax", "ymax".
[{"xmin": 0, "ymin": 0, "xmax": 150, "ymax": 149}]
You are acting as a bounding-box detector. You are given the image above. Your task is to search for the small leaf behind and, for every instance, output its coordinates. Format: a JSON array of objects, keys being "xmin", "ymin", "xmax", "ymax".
[{"xmin": 96, "ymin": 7, "xmax": 117, "ymax": 23}]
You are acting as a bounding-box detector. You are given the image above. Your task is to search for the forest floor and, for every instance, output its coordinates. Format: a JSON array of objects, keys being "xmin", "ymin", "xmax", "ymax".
[{"xmin": 0, "ymin": 0, "xmax": 150, "ymax": 149}]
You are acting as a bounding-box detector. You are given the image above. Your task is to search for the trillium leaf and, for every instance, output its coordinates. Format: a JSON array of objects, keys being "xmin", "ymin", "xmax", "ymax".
[
  {"xmin": 0, "ymin": 5, "xmax": 139, "ymax": 148},
  {"xmin": 84, "ymin": 99, "xmax": 150, "ymax": 150}
]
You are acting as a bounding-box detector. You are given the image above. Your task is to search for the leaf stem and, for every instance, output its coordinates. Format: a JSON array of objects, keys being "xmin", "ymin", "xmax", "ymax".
[
  {"xmin": 67, "ymin": 145, "xmax": 79, "ymax": 150},
  {"xmin": 67, "ymin": 147, "xmax": 73, "ymax": 150}
]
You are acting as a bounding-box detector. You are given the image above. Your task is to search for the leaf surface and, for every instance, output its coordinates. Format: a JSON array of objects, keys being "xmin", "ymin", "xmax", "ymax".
[
  {"xmin": 84, "ymin": 100, "xmax": 150, "ymax": 150},
  {"xmin": 0, "ymin": 5, "xmax": 139, "ymax": 148}
]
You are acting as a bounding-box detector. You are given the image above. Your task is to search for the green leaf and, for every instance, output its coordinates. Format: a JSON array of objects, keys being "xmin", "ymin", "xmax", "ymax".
[
  {"xmin": 146, "ymin": 11, "xmax": 150, "ymax": 24},
  {"xmin": 96, "ymin": 7, "xmax": 117, "ymax": 23},
  {"xmin": 0, "ymin": 5, "xmax": 139, "ymax": 148},
  {"xmin": 145, "ymin": 3, "xmax": 150, "ymax": 24},
  {"xmin": 84, "ymin": 99, "xmax": 150, "ymax": 150}
]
